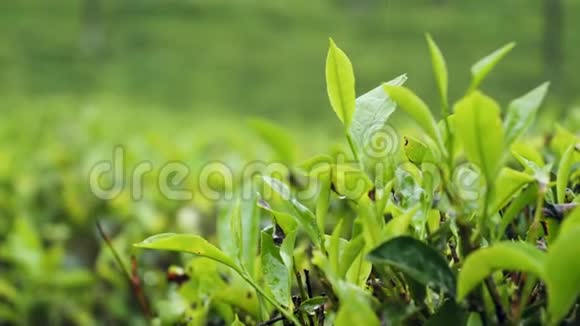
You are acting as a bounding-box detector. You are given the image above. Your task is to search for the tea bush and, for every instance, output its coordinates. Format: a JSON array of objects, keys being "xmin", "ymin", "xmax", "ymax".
[
  {"xmin": 131, "ymin": 35, "xmax": 580, "ymax": 325},
  {"xmin": 0, "ymin": 35, "xmax": 578, "ymax": 326}
]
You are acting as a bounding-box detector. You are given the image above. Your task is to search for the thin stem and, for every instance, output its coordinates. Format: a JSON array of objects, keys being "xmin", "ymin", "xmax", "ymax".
[
  {"xmin": 258, "ymin": 314, "xmax": 285, "ymax": 326},
  {"xmin": 239, "ymin": 272, "xmax": 301, "ymax": 325},
  {"xmin": 346, "ymin": 133, "xmax": 359, "ymax": 162},
  {"xmin": 293, "ymin": 262, "xmax": 309, "ymax": 302},
  {"xmin": 304, "ymin": 270, "xmax": 313, "ymax": 299},
  {"xmin": 96, "ymin": 221, "xmax": 131, "ymax": 280},
  {"xmin": 514, "ymin": 275, "xmax": 537, "ymax": 323},
  {"xmin": 478, "ymin": 178, "xmax": 492, "ymax": 241},
  {"xmin": 440, "ymin": 99, "xmax": 454, "ymax": 174},
  {"xmin": 527, "ymin": 186, "xmax": 546, "ymax": 243},
  {"xmin": 96, "ymin": 221, "xmax": 152, "ymax": 319},
  {"xmin": 484, "ymin": 277, "xmax": 507, "ymax": 324}
]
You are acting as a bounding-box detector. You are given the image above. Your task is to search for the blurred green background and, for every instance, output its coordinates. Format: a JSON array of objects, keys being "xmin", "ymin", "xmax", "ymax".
[
  {"xmin": 0, "ymin": 0, "xmax": 578, "ymax": 324},
  {"xmin": 2, "ymin": 0, "xmax": 579, "ymax": 123}
]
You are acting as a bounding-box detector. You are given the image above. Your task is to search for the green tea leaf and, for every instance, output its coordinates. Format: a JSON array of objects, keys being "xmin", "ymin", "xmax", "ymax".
[
  {"xmin": 261, "ymin": 176, "xmax": 322, "ymax": 246},
  {"xmin": 350, "ymin": 74, "xmax": 406, "ymax": 155},
  {"xmin": 240, "ymin": 198, "xmax": 261, "ymax": 278},
  {"xmin": 557, "ymin": 144, "xmax": 578, "ymax": 204},
  {"xmin": 383, "ymin": 85, "xmax": 446, "ymax": 156},
  {"xmin": 230, "ymin": 199, "xmax": 242, "ymax": 261},
  {"xmin": 339, "ymin": 234, "xmax": 365, "ymax": 278},
  {"xmin": 257, "ymin": 198, "xmax": 298, "ymax": 235},
  {"xmin": 260, "ymin": 230, "xmax": 292, "ymax": 308},
  {"xmin": 504, "ymin": 82, "xmax": 550, "ymax": 146},
  {"xmin": 279, "ymin": 229, "xmax": 297, "ymax": 277},
  {"xmin": 217, "ymin": 202, "xmax": 239, "ymax": 260},
  {"xmin": 326, "ymin": 38, "xmax": 356, "ymax": 129},
  {"xmin": 367, "ymin": 236, "xmax": 456, "ymax": 294},
  {"xmin": 143, "ymin": 230, "xmax": 300, "ymax": 324},
  {"xmin": 299, "ymin": 296, "xmax": 327, "ymax": 314},
  {"xmin": 334, "ymin": 282, "xmax": 380, "ymax": 326},
  {"xmin": 134, "ymin": 234, "xmax": 239, "ymax": 272},
  {"xmin": 466, "ymin": 313, "xmax": 484, "ymax": 326},
  {"xmin": 215, "ymin": 285, "xmax": 260, "ymax": 319},
  {"xmin": 261, "ymin": 175, "xmax": 292, "ymax": 201},
  {"xmin": 454, "ymin": 91, "xmax": 504, "ymax": 181},
  {"xmin": 426, "ymin": 34, "xmax": 448, "ymax": 109},
  {"xmin": 559, "ymin": 207, "xmax": 580, "ymax": 236},
  {"xmin": 330, "ymin": 219, "xmax": 344, "ymax": 274},
  {"xmin": 511, "ymin": 142, "xmax": 545, "ymax": 167},
  {"xmin": 315, "ymin": 168, "xmax": 332, "ymax": 231},
  {"xmin": 488, "ymin": 168, "xmax": 535, "ymax": 216},
  {"xmin": 456, "ymin": 242, "xmax": 545, "ymax": 300},
  {"xmin": 497, "ymin": 184, "xmax": 538, "ymax": 239},
  {"xmin": 550, "ymin": 124, "xmax": 579, "ymax": 158},
  {"xmin": 345, "ymin": 248, "xmax": 373, "ymax": 287},
  {"xmin": 231, "ymin": 315, "xmax": 244, "ymax": 326},
  {"xmin": 403, "ymin": 135, "xmax": 434, "ymax": 164},
  {"xmin": 545, "ymin": 225, "xmax": 580, "ymax": 324},
  {"xmin": 468, "ymin": 42, "xmax": 515, "ymax": 92},
  {"xmin": 382, "ymin": 206, "xmax": 420, "ymax": 240},
  {"xmin": 332, "ymin": 164, "xmax": 374, "ymax": 200},
  {"xmin": 248, "ymin": 118, "xmax": 296, "ymax": 163},
  {"xmin": 297, "ymin": 154, "xmax": 333, "ymax": 175}
]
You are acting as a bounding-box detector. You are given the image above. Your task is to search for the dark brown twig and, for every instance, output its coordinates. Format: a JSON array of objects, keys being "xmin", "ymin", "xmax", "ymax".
[
  {"xmin": 96, "ymin": 221, "xmax": 152, "ymax": 319},
  {"xmin": 304, "ymin": 269, "xmax": 313, "ymax": 299},
  {"xmin": 258, "ymin": 314, "xmax": 285, "ymax": 326},
  {"xmin": 485, "ymin": 277, "xmax": 507, "ymax": 324},
  {"xmin": 448, "ymin": 241, "xmax": 460, "ymax": 264}
]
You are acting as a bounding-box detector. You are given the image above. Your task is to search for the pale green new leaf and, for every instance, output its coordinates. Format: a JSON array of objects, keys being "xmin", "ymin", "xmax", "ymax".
[
  {"xmin": 297, "ymin": 154, "xmax": 333, "ymax": 175},
  {"xmin": 559, "ymin": 206, "xmax": 580, "ymax": 237},
  {"xmin": 468, "ymin": 42, "xmax": 516, "ymax": 92},
  {"xmin": 545, "ymin": 226, "xmax": 580, "ymax": 324},
  {"xmin": 136, "ymin": 232, "xmax": 299, "ymax": 324},
  {"xmin": 332, "ymin": 164, "xmax": 374, "ymax": 200},
  {"xmin": 383, "ymin": 85, "xmax": 446, "ymax": 156},
  {"xmin": 338, "ymin": 234, "xmax": 365, "ymax": 278},
  {"xmin": 134, "ymin": 233, "xmax": 239, "ymax": 272},
  {"xmin": 456, "ymin": 242, "xmax": 545, "ymax": 300},
  {"xmin": 350, "ymin": 74, "xmax": 407, "ymax": 153},
  {"xmin": 334, "ymin": 282, "xmax": 380, "ymax": 326},
  {"xmin": 279, "ymin": 229, "xmax": 297, "ymax": 276},
  {"xmin": 230, "ymin": 199, "xmax": 242, "ymax": 261},
  {"xmin": 454, "ymin": 91, "xmax": 504, "ymax": 181},
  {"xmin": 257, "ymin": 198, "xmax": 298, "ymax": 235},
  {"xmin": 426, "ymin": 34, "xmax": 448, "ymax": 109},
  {"xmin": 262, "ymin": 176, "xmax": 322, "ymax": 246},
  {"xmin": 504, "ymin": 82, "xmax": 549, "ymax": 146},
  {"xmin": 326, "ymin": 38, "xmax": 356, "ymax": 129},
  {"xmin": 488, "ymin": 168, "xmax": 535, "ymax": 216},
  {"xmin": 260, "ymin": 230, "xmax": 292, "ymax": 308},
  {"xmin": 299, "ymin": 297, "xmax": 327, "ymax": 314},
  {"xmin": 315, "ymin": 168, "xmax": 331, "ymax": 231},
  {"xmin": 557, "ymin": 144, "xmax": 578, "ymax": 204},
  {"xmin": 382, "ymin": 206, "xmax": 420, "ymax": 240},
  {"xmin": 497, "ymin": 184, "xmax": 538, "ymax": 239},
  {"xmin": 330, "ymin": 219, "xmax": 344, "ymax": 274},
  {"xmin": 550, "ymin": 124, "xmax": 578, "ymax": 158},
  {"xmin": 404, "ymin": 135, "xmax": 435, "ymax": 164},
  {"xmin": 231, "ymin": 315, "xmax": 244, "ymax": 326},
  {"xmin": 240, "ymin": 197, "xmax": 261, "ymax": 278}
]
